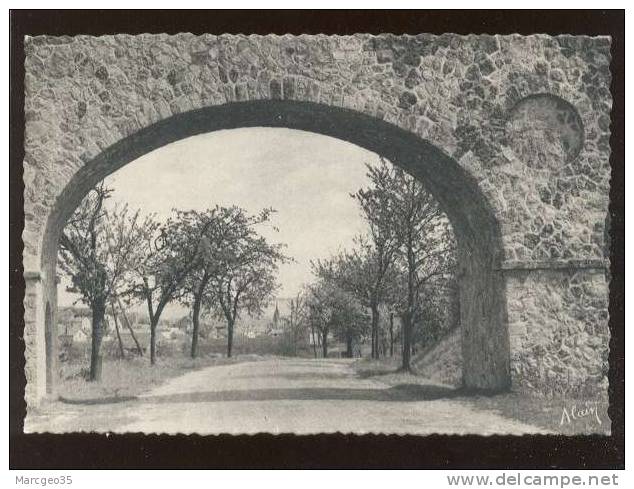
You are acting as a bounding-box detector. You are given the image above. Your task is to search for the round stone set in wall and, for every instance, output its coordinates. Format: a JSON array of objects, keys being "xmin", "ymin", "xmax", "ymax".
[{"xmin": 506, "ymin": 93, "xmax": 584, "ymax": 169}]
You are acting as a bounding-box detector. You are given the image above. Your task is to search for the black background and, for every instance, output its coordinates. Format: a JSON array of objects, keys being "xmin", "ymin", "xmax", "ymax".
[{"xmin": 9, "ymin": 10, "xmax": 625, "ymax": 469}]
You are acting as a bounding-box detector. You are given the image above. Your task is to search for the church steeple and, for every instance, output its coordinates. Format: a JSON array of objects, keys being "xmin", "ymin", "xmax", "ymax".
[{"xmin": 273, "ymin": 301, "xmax": 280, "ymax": 326}]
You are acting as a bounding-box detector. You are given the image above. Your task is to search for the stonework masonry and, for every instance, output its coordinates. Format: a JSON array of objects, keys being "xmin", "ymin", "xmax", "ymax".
[{"xmin": 22, "ymin": 34, "xmax": 612, "ymax": 405}]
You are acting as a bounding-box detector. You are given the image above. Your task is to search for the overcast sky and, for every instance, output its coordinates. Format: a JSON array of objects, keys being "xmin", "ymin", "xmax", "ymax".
[{"xmin": 59, "ymin": 127, "xmax": 379, "ymax": 310}]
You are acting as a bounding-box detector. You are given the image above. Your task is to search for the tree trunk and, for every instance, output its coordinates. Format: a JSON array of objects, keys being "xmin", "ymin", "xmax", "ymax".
[
  {"xmin": 311, "ymin": 325, "xmax": 318, "ymax": 358},
  {"xmin": 374, "ymin": 326, "xmax": 381, "ymax": 360},
  {"xmin": 118, "ymin": 297, "xmax": 143, "ymax": 356},
  {"xmin": 149, "ymin": 297, "xmax": 168, "ymax": 365},
  {"xmin": 292, "ymin": 323, "xmax": 298, "ymax": 356},
  {"xmin": 402, "ymin": 313, "xmax": 412, "ymax": 371},
  {"xmin": 227, "ymin": 318, "xmax": 234, "ymax": 358},
  {"xmin": 191, "ymin": 293, "xmax": 203, "ymax": 359},
  {"xmin": 90, "ymin": 300, "xmax": 106, "ymax": 381},
  {"xmin": 321, "ymin": 330, "xmax": 328, "ymax": 358},
  {"xmin": 370, "ymin": 303, "xmax": 380, "ymax": 359},
  {"xmin": 110, "ymin": 302, "xmax": 125, "ymax": 359},
  {"xmin": 389, "ymin": 312, "xmax": 394, "ymax": 357},
  {"xmin": 402, "ymin": 241, "xmax": 415, "ymax": 371},
  {"xmin": 346, "ymin": 333, "xmax": 353, "ymax": 358},
  {"xmin": 191, "ymin": 275, "xmax": 210, "ymax": 359},
  {"xmin": 150, "ymin": 319, "xmax": 158, "ymax": 365}
]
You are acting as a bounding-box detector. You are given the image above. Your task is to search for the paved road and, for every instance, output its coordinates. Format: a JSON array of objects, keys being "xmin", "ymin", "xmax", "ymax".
[{"xmin": 29, "ymin": 358, "xmax": 550, "ymax": 435}]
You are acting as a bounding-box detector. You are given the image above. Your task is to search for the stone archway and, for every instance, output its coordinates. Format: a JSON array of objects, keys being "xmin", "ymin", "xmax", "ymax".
[
  {"xmin": 23, "ymin": 33, "xmax": 612, "ymax": 406},
  {"xmin": 40, "ymin": 100, "xmax": 510, "ymax": 395}
]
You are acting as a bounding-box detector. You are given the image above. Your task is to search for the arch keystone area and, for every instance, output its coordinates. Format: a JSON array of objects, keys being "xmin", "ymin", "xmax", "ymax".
[{"xmin": 22, "ymin": 34, "xmax": 612, "ymax": 406}]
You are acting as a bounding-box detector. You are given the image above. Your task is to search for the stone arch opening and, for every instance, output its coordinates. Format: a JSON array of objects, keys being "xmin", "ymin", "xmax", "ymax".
[{"xmin": 40, "ymin": 99, "xmax": 510, "ymax": 392}]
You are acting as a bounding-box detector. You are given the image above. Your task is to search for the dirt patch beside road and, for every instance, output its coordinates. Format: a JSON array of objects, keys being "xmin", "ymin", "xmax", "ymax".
[{"xmin": 56, "ymin": 353, "xmax": 267, "ymax": 403}]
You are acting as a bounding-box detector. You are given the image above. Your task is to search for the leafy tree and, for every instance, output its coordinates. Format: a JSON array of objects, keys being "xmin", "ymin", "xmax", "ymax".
[
  {"xmin": 202, "ymin": 207, "xmax": 289, "ymax": 358},
  {"xmin": 305, "ymin": 279, "xmax": 366, "ymax": 358},
  {"xmin": 58, "ymin": 184, "xmax": 156, "ymax": 379},
  {"xmin": 176, "ymin": 207, "xmax": 241, "ymax": 357},
  {"xmin": 332, "ymin": 292, "xmax": 368, "ymax": 358},
  {"xmin": 312, "ymin": 238, "xmax": 399, "ymax": 359},
  {"xmin": 341, "ymin": 157, "xmax": 458, "ymax": 369},
  {"xmin": 348, "ymin": 159, "xmax": 402, "ymax": 358},
  {"xmin": 279, "ymin": 291, "xmax": 309, "ymax": 356},
  {"xmin": 178, "ymin": 206, "xmax": 286, "ymax": 358},
  {"xmin": 305, "ymin": 281, "xmax": 335, "ymax": 358},
  {"xmin": 410, "ymin": 275, "xmax": 460, "ymax": 350},
  {"xmin": 126, "ymin": 209, "xmax": 214, "ymax": 364},
  {"xmin": 379, "ymin": 167, "xmax": 456, "ymax": 370}
]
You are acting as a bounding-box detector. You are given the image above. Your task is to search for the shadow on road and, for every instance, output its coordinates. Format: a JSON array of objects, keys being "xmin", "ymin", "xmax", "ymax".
[
  {"xmin": 230, "ymin": 371, "xmax": 350, "ymax": 381},
  {"xmin": 59, "ymin": 395, "xmax": 136, "ymax": 405},
  {"xmin": 138, "ymin": 383, "xmax": 463, "ymax": 404},
  {"xmin": 58, "ymin": 383, "xmax": 464, "ymax": 405}
]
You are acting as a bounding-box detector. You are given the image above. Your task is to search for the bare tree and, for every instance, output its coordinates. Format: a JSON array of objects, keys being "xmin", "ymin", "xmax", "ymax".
[{"xmin": 58, "ymin": 184, "xmax": 156, "ymax": 380}]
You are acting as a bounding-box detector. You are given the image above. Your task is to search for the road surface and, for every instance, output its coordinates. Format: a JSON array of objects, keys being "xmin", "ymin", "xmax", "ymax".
[{"xmin": 28, "ymin": 357, "xmax": 550, "ymax": 435}]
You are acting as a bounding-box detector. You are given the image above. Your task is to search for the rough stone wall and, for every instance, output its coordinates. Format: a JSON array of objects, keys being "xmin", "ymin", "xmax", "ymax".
[
  {"xmin": 22, "ymin": 33, "xmax": 612, "ymax": 403},
  {"xmin": 506, "ymin": 267, "xmax": 610, "ymax": 398},
  {"xmin": 23, "ymin": 275, "xmax": 46, "ymax": 402}
]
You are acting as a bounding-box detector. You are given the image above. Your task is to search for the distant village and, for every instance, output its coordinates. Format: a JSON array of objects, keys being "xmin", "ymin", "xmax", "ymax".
[{"xmin": 57, "ymin": 298, "xmax": 316, "ymax": 358}]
